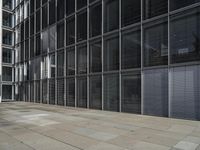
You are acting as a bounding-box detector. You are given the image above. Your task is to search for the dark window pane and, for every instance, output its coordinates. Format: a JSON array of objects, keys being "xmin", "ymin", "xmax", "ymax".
[
  {"xmin": 121, "ymin": 73, "xmax": 141, "ymax": 114},
  {"xmin": 170, "ymin": 0, "xmax": 200, "ymax": 11},
  {"xmin": 66, "ymin": 17, "xmax": 75, "ymax": 46},
  {"xmin": 57, "ymin": 0, "xmax": 65, "ymax": 21},
  {"xmin": 77, "ymin": 45, "xmax": 87, "ymax": 74},
  {"xmin": 42, "ymin": 5, "xmax": 48, "ymax": 29},
  {"xmin": 36, "ymin": 10, "xmax": 40, "ymax": 33},
  {"xmin": 104, "ymin": 74, "xmax": 119, "ymax": 112},
  {"xmin": 143, "ymin": 0, "xmax": 168, "ymax": 19},
  {"xmin": 57, "ymin": 50, "xmax": 64, "ymax": 77},
  {"xmin": 77, "ymin": 11, "xmax": 87, "ymax": 42},
  {"xmin": 42, "ymin": 0, "xmax": 48, "ymax": 5},
  {"xmin": 144, "ymin": 19, "xmax": 168, "ymax": 67},
  {"xmin": 143, "ymin": 68, "xmax": 168, "ymax": 117},
  {"xmin": 25, "ymin": 19, "xmax": 29, "ymax": 39},
  {"xmin": 66, "ymin": 0, "xmax": 75, "ymax": 16},
  {"xmin": 36, "ymin": 0, "xmax": 41, "ymax": 9},
  {"xmin": 35, "ymin": 34, "xmax": 41, "ymax": 56},
  {"xmin": 50, "ymin": 54, "xmax": 56, "ymax": 78},
  {"xmin": 2, "ymin": 30, "xmax": 12, "ymax": 45},
  {"xmin": 89, "ymin": 40, "xmax": 102, "ymax": 73},
  {"xmin": 2, "ymin": 85, "xmax": 12, "ymax": 100},
  {"xmin": 2, "ymin": 67, "xmax": 12, "ymax": 81},
  {"xmin": 170, "ymin": 9, "xmax": 200, "ymax": 64},
  {"xmin": 30, "ymin": 15, "xmax": 34, "ymax": 35},
  {"xmin": 122, "ymin": 29, "xmax": 141, "ymax": 69},
  {"xmin": 49, "ymin": 79, "xmax": 55, "ymax": 104},
  {"xmin": 77, "ymin": 0, "xmax": 87, "ymax": 10},
  {"xmin": 104, "ymin": 0, "xmax": 119, "ymax": 33},
  {"xmin": 66, "ymin": 78, "xmax": 75, "ymax": 107},
  {"xmin": 30, "ymin": 0, "xmax": 35, "ymax": 13},
  {"xmin": 49, "ymin": 0, "xmax": 56, "ymax": 25},
  {"xmin": 25, "ymin": 39, "xmax": 29, "ymax": 60},
  {"xmin": 104, "ymin": 35, "xmax": 119, "ymax": 71},
  {"xmin": 66, "ymin": 48, "xmax": 75, "ymax": 76},
  {"xmin": 89, "ymin": 3, "xmax": 102, "ymax": 37},
  {"xmin": 57, "ymin": 78, "xmax": 65, "ymax": 106},
  {"xmin": 20, "ymin": 22, "xmax": 24, "ymax": 42},
  {"xmin": 121, "ymin": 0, "xmax": 141, "ymax": 27},
  {"xmin": 57, "ymin": 22, "xmax": 64, "ymax": 48},
  {"xmin": 35, "ymin": 81, "xmax": 40, "ymax": 103},
  {"xmin": 30, "ymin": 36, "xmax": 34, "ymax": 58},
  {"xmin": 90, "ymin": 76, "xmax": 102, "ymax": 110},
  {"xmin": 77, "ymin": 77, "xmax": 87, "ymax": 108},
  {"xmin": 2, "ymin": 48, "xmax": 12, "ymax": 63}
]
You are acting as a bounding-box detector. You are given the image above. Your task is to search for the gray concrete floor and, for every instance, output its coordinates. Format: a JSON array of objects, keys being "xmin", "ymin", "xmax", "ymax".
[{"xmin": 0, "ymin": 102, "xmax": 200, "ymax": 150}]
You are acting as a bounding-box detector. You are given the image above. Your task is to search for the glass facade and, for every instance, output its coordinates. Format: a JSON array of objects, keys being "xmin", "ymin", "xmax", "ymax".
[{"xmin": 11, "ymin": 0, "xmax": 200, "ymax": 121}]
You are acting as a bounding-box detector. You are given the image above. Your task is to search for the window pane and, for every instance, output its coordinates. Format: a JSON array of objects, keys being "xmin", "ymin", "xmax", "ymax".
[
  {"xmin": 104, "ymin": 74, "xmax": 119, "ymax": 111},
  {"xmin": 121, "ymin": 0, "xmax": 141, "ymax": 27},
  {"xmin": 36, "ymin": 10, "xmax": 40, "ymax": 33},
  {"xmin": 170, "ymin": 9, "xmax": 200, "ymax": 64},
  {"xmin": 169, "ymin": 65, "xmax": 200, "ymax": 120},
  {"xmin": 25, "ymin": 19, "xmax": 29, "ymax": 39},
  {"xmin": 143, "ymin": 0, "xmax": 168, "ymax": 19},
  {"xmin": 42, "ymin": 30, "xmax": 48, "ymax": 54},
  {"xmin": 104, "ymin": 35, "xmax": 119, "ymax": 71},
  {"xmin": 2, "ymin": 85, "xmax": 12, "ymax": 100},
  {"xmin": 66, "ymin": 0, "xmax": 75, "ymax": 16},
  {"xmin": 170, "ymin": 0, "xmax": 200, "ymax": 11},
  {"xmin": 30, "ymin": 36, "xmax": 34, "ymax": 58},
  {"xmin": 144, "ymin": 20, "xmax": 168, "ymax": 67},
  {"xmin": 66, "ymin": 78, "xmax": 75, "ymax": 106},
  {"xmin": 104, "ymin": 0, "xmax": 119, "ymax": 33},
  {"xmin": 57, "ymin": 78, "xmax": 65, "ymax": 106},
  {"xmin": 66, "ymin": 17, "xmax": 75, "ymax": 46},
  {"xmin": 143, "ymin": 68, "xmax": 168, "ymax": 117},
  {"xmin": 49, "ymin": 79, "xmax": 55, "ymax": 104},
  {"xmin": 57, "ymin": 22, "xmax": 64, "ymax": 49},
  {"xmin": 89, "ymin": 3, "xmax": 102, "ymax": 37},
  {"xmin": 49, "ymin": 0, "xmax": 56, "ymax": 25},
  {"xmin": 77, "ymin": 0, "xmax": 87, "ymax": 10},
  {"xmin": 77, "ymin": 11, "xmax": 87, "ymax": 42},
  {"xmin": 90, "ymin": 76, "xmax": 102, "ymax": 110},
  {"xmin": 3, "ymin": 30, "xmax": 12, "ymax": 45},
  {"xmin": 42, "ymin": 5, "xmax": 48, "ymax": 29},
  {"xmin": 35, "ymin": 81, "xmax": 40, "ymax": 103},
  {"xmin": 49, "ymin": 25, "xmax": 56, "ymax": 51},
  {"xmin": 121, "ymin": 73, "xmax": 141, "ymax": 114},
  {"xmin": 57, "ymin": 0, "xmax": 64, "ymax": 21},
  {"xmin": 2, "ymin": 67, "xmax": 12, "ymax": 81},
  {"xmin": 50, "ymin": 54, "xmax": 56, "ymax": 78},
  {"xmin": 35, "ymin": 33, "xmax": 41, "ymax": 56},
  {"xmin": 30, "ymin": 15, "xmax": 34, "ymax": 35},
  {"xmin": 77, "ymin": 45, "xmax": 87, "ymax": 74},
  {"xmin": 122, "ymin": 29, "xmax": 141, "ymax": 69},
  {"xmin": 57, "ymin": 50, "xmax": 64, "ymax": 77},
  {"xmin": 89, "ymin": 40, "xmax": 102, "ymax": 73},
  {"xmin": 66, "ymin": 48, "xmax": 75, "ymax": 76},
  {"xmin": 36, "ymin": 0, "xmax": 41, "ymax": 9},
  {"xmin": 77, "ymin": 77, "xmax": 87, "ymax": 108},
  {"xmin": 3, "ymin": 11, "xmax": 12, "ymax": 28},
  {"xmin": 30, "ymin": 0, "xmax": 35, "ymax": 13},
  {"xmin": 2, "ymin": 48, "xmax": 12, "ymax": 63}
]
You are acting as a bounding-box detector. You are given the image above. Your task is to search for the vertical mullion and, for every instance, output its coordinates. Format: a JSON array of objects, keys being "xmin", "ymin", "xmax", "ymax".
[
  {"xmin": 119, "ymin": 0, "xmax": 122, "ymax": 113},
  {"xmin": 101, "ymin": 0, "xmax": 104, "ymax": 111},
  {"xmin": 141, "ymin": 0, "xmax": 144, "ymax": 115},
  {"xmin": 87, "ymin": 0, "xmax": 90, "ymax": 109},
  {"xmin": 75, "ymin": 0, "xmax": 77, "ymax": 108}
]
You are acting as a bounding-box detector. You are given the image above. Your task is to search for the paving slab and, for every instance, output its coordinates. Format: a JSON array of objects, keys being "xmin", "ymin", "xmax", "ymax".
[{"xmin": 0, "ymin": 102, "xmax": 200, "ymax": 150}]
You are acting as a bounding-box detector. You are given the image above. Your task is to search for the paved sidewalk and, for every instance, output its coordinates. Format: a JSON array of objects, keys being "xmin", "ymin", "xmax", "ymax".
[{"xmin": 0, "ymin": 102, "xmax": 200, "ymax": 150}]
